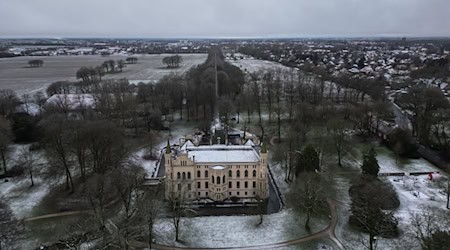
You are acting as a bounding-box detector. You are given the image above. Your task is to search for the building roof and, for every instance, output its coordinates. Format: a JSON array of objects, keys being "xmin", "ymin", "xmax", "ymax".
[{"xmin": 180, "ymin": 141, "xmax": 260, "ymax": 164}]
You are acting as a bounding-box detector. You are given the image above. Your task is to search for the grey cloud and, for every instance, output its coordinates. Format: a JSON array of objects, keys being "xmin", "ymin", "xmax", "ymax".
[{"xmin": 0, "ymin": 0, "xmax": 449, "ymax": 37}]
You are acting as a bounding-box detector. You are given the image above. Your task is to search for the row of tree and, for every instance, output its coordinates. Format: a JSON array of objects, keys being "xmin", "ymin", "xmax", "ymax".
[{"xmin": 28, "ymin": 59, "xmax": 44, "ymax": 67}]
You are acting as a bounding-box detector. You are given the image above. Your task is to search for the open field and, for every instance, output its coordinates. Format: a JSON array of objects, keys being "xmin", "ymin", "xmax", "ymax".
[{"xmin": 0, "ymin": 54, "xmax": 207, "ymax": 95}]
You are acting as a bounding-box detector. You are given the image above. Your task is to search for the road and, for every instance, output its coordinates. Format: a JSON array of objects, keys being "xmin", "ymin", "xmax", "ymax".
[{"xmin": 128, "ymin": 198, "xmax": 344, "ymax": 250}]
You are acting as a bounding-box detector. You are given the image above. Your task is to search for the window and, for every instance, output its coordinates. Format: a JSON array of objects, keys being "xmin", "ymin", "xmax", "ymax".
[
  {"xmin": 245, "ymin": 192, "xmax": 247, "ymax": 195},
  {"xmin": 245, "ymin": 181, "xmax": 248, "ymax": 188},
  {"xmin": 253, "ymin": 170, "xmax": 256, "ymax": 177},
  {"xmin": 197, "ymin": 170, "xmax": 201, "ymax": 178},
  {"xmin": 177, "ymin": 184, "xmax": 181, "ymax": 191},
  {"xmin": 187, "ymin": 172, "xmax": 191, "ymax": 179},
  {"xmin": 188, "ymin": 184, "xmax": 191, "ymax": 191},
  {"xmin": 182, "ymin": 172, "xmax": 186, "ymax": 180},
  {"xmin": 212, "ymin": 175, "xmax": 215, "ymax": 184},
  {"xmin": 253, "ymin": 181, "xmax": 256, "ymax": 188},
  {"xmin": 237, "ymin": 181, "xmax": 240, "ymax": 188},
  {"xmin": 245, "ymin": 170, "xmax": 248, "ymax": 177},
  {"xmin": 228, "ymin": 182, "xmax": 232, "ymax": 188},
  {"xmin": 237, "ymin": 170, "xmax": 240, "ymax": 178},
  {"xmin": 197, "ymin": 182, "xmax": 201, "ymax": 189},
  {"xmin": 228, "ymin": 170, "xmax": 232, "ymax": 177},
  {"xmin": 170, "ymin": 172, "xmax": 173, "ymax": 179},
  {"xmin": 217, "ymin": 176, "xmax": 221, "ymax": 184},
  {"xmin": 177, "ymin": 172, "xmax": 181, "ymax": 179},
  {"xmin": 223, "ymin": 175, "xmax": 225, "ymax": 183},
  {"xmin": 237, "ymin": 191, "xmax": 240, "ymax": 195},
  {"xmin": 205, "ymin": 170, "xmax": 208, "ymax": 178},
  {"xmin": 205, "ymin": 182, "xmax": 209, "ymax": 188},
  {"xmin": 206, "ymin": 192, "xmax": 208, "ymax": 196},
  {"xmin": 198, "ymin": 192, "xmax": 201, "ymax": 196},
  {"xmin": 229, "ymin": 192, "xmax": 231, "ymax": 196}
]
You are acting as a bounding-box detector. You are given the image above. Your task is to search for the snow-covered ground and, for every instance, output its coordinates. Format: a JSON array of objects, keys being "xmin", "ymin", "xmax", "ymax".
[
  {"xmin": 0, "ymin": 144, "xmax": 57, "ymax": 219},
  {"xmin": 335, "ymin": 145, "xmax": 449, "ymax": 249},
  {"xmin": 129, "ymin": 122, "xmax": 197, "ymax": 178},
  {"xmin": 153, "ymin": 208, "xmax": 328, "ymax": 248},
  {"xmin": 226, "ymin": 55, "xmax": 292, "ymax": 74}
]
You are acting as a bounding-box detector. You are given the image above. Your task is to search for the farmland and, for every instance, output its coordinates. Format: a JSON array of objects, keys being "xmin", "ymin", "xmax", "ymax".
[{"xmin": 0, "ymin": 53, "xmax": 207, "ymax": 95}]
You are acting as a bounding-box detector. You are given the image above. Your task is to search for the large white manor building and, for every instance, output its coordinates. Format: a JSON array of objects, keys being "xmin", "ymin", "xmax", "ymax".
[{"xmin": 164, "ymin": 139, "xmax": 269, "ymax": 202}]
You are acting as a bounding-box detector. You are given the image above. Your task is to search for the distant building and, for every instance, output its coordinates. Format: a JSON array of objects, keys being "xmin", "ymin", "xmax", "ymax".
[{"xmin": 164, "ymin": 139, "xmax": 269, "ymax": 202}]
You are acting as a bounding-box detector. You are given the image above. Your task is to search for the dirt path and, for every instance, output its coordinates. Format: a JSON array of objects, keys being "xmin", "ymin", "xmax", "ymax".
[
  {"xmin": 24, "ymin": 210, "xmax": 92, "ymax": 222},
  {"xmin": 128, "ymin": 198, "xmax": 344, "ymax": 250}
]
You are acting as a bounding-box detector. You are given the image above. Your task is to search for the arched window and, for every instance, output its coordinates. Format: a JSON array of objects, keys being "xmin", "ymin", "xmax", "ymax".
[
  {"xmin": 237, "ymin": 170, "xmax": 240, "ymax": 178},
  {"xmin": 253, "ymin": 170, "xmax": 256, "ymax": 177},
  {"xmin": 228, "ymin": 170, "xmax": 232, "ymax": 177},
  {"xmin": 223, "ymin": 175, "xmax": 225, "ymax": 183},
  {"xmin": 245, "ymin": 170, "xmax": 248, "ymax": 177},
  {"xmin": 212, "ymin": 175, "xmax": 215, "ymax": 184},
  {"xmin": 177, "ymin": 172, "xmax": 181, "ymax": 179},
  {"xmin": 217, "ymin": 176, "xmax": 221, "ymax": 184},
  {"xmin": 205, "ymin": 170, "xmax": 208, "ymax": 178},
  {"xmin": 197, "ymin": 170, "xmax": 201, "ymax": 178},
  {"xmin": 182, "ymin": 172, "xmax": 186, "ymax": 180},
  {"xmin": 187, "ymin": 172, "xmax": 191, "ymax": 179}
]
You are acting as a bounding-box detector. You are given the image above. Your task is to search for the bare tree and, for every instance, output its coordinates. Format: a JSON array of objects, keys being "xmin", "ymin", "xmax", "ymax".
[
  {"xmin": 410, "ymin": 207, "xmax": 450, "ymax": 250},
  {"xmin": 255, "ymin": 195, "xmax": 268, "ymax": 226},
  {"xmin": 112, "ymin": 164, "xmax": 145, "ymax": 249},
  {"xmin": 0, "ymin": 118, "xmax": 12, "ymax": 176},
  {"xmin": 139, "ymin": 187, "xmax": 163, "ymax": 249},
  {"xmin": 39, "ymin": 115, "xmax": 74, "ymax": 191},
  {"xmin": 289, "ymin": 172, "xmax": 330, "ymax": 231},
  {"xmin": 167, "ymin": 185, "xmax": 193, "ymax": 242},
  {"xmin": 17, "ymin": 147, "xmax": 35, "ymax": 186},
  {"xmin": 327, "ymin": 118, "xmax": 350, "ymax": 166}
]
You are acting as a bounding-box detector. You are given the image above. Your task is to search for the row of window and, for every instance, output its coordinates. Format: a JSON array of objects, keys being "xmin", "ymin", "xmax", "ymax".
[
  {"xmin": 195, "ymin": 181, "xmax": 258, "ymax": 189},
  {"xmin": 197, "ymin": 191, "xmax": 256, "ymax": 197},
  {"xmin": 196, "ymin": 165, "xmax": 258, "ymax": 169},
  {"xmin": 176, "ymin": 169, "xmax": 261, "ymax": 180}
]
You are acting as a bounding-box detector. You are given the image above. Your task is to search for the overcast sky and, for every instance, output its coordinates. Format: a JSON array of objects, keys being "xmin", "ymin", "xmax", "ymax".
[{"xmin": 1, "ymin": 0, "xmax": 449, "ymax": 38}]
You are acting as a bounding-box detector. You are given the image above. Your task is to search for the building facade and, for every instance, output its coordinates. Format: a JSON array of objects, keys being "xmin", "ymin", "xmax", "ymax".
[{"xmin": 164, "ymin": 140, "xmax": 269, "ymax": 201}]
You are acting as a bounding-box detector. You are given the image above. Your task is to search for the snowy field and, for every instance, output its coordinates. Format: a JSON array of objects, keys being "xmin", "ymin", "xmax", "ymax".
[
  {"xmin": 226, "ymin": 54, "xmax": 292, "ymax": 74},
  {"xmin": 0, "ymin": 54, "xmax": 207, "ymax": 95},
  {"xmin": 153, "ymin": 208, "xmax": 328, "ymax": 248}
]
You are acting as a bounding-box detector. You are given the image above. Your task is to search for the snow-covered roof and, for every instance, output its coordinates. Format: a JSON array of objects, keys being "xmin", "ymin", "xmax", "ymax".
[
  {"xmin": 181, "ymin": 142, "xmax": 260, "ymax": 164},
  {"xmin": 45, "ymin": 94, "xmax": 96, "ymax": 110}
]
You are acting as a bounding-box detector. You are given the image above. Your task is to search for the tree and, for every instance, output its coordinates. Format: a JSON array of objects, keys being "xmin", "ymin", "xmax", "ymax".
[
  {"xmin": 17, "ymin": 147, "xmax": 35, "ymax": 186},
  {"xmin": 162, "ymin": 55, "xmax": 183, "ymax": 68},
  {"xmin": 0, "ymin": 89, "xmax": 19, "ymax": 117},
  {"xmin": 361, "ymin": 147, "xmax": 380, "ymax": 177},
  {"xmin": 349, "ymin": 177, "xmax": 399, "ymax": 250},
  {"xmin": 255, "ymin": 195, "xmax": 268, "ymax": 226},
  {"xmin": 296, "ymin": 145, "xmax": 320, "ymax": 176},
  {"xmin": 113, "ymin": 164, "xmax": 145, "ymax": 249},
  {"xmin": 167, "ymin": 185, "xmax": 193, "ymax": 241},
  {"xmin": 28, "ymin": 59, "xmax": 44, "ymax": 67},
  {"xmin": 139, "ymin": 187, "xmax": 163, "ymax": 249},
  {"xmin": 39, "ymin": 115, "xmax": 74, "ymax": 191},
  {"xmin": 126, "ymin": 57, "xmax": 138, "ymax": 64},
  {"xmin": 117, "ymin": 59, "xmax": 125, "ymax": 72},
  {"xmin": 289, "ymin": 172, "xmax": 330, "ymax": 231},
  {"xmin": 410, "ymin": 208, "xmax": 450, "ymax": 250},
  {"xmin": 327, "ymin": 118, "xmax": 350, "ymax": 166},
  {"xmin": 399, "ymin": 85, "xmax": 449, "ymax": 144},
  {"xmin": 0, "ymin": 118, "xmax": 12, "ymax": 176}
]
